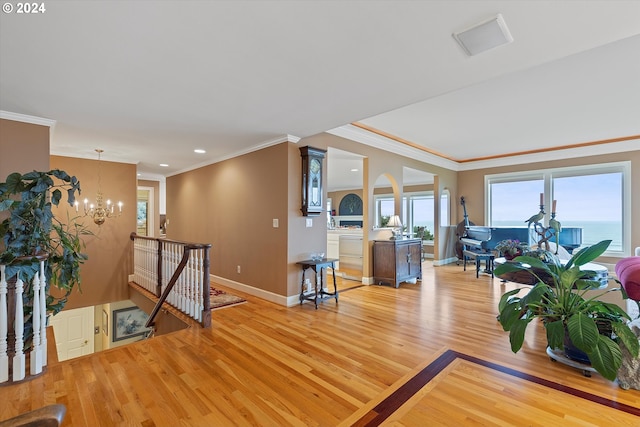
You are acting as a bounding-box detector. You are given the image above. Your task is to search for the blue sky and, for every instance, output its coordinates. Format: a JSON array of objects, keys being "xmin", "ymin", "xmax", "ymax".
[{"xmin": 491, "ymin": 173, "xmax": 621, "ymax": 223}]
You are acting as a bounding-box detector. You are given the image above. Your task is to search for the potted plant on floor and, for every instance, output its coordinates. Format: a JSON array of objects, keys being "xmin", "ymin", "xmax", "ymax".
[
  {"xmin": 495, "ymin": 240, "xmax": 639, "ymax": 380},
  {"xmin": 0, "ymin": 170, "xmax": 90, "ymax": 342},
  {"xmin": 495, "ymin": 239, "xmax": 529, "ymax": 260}
]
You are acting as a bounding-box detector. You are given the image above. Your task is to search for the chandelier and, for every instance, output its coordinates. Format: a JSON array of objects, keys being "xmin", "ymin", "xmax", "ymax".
[{"xmin": 75, "ymin": 149, "xmax": 123, "ymax": 225}]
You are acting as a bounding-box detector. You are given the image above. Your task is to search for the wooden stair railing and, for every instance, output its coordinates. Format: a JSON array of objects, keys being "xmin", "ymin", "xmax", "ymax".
[{"xmin": 130, "ymin": 233, "xmax": 212, "ymax": 328}]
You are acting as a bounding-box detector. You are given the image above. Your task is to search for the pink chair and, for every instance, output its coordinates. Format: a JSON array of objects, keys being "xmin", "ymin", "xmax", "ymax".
[{"xmin": 615, "ymin": 249, "xmax": 640, "ymax": 316}]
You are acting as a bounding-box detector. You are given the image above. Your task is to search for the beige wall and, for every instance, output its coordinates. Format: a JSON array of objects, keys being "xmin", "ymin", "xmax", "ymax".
[
  {"xmin": 0, "ymin": 118, "xmax": 49, "ymax": 177},
  {"xmin": 167, "ymin": 143, "xmax": 290, "ymax": 296},
  {"xmin": 50, "ymin": 155, "xmax": 137, "ymax": 310},
  {"xmin": 458, "ymin": 150, "xmax": 640, "ymax": 264}
]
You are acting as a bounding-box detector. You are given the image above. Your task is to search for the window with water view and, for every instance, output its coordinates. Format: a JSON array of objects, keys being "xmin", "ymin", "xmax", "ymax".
[{"xmin": 487, "ymin": 162, "xmax": 629, "ymax": 254}]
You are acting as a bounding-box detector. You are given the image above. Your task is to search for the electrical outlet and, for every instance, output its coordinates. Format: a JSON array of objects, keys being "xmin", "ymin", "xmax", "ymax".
[{"xmin": 237, "ymin": 265, "xmax": 241, "ymax": 273}]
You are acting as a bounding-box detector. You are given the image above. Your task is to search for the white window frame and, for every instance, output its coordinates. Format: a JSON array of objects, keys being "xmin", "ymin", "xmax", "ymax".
[
  {"xmin": 485, "ymin": 161, "xmax": 631, "ymax": 257},
  {"xmin": 375, "ymin": 191, "xmax": 435, "ymax": 237}
]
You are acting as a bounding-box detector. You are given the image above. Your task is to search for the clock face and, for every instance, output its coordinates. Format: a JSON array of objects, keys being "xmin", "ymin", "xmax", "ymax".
[{"xmin": 310, "ymin": 158, "xmax": 321, "ymax": 174}]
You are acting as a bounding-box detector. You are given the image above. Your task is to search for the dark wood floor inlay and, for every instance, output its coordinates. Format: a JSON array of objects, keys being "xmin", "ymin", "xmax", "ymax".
[{"xmin": 351, "ymin": 349, "xmax": 640, "ymax": 427}]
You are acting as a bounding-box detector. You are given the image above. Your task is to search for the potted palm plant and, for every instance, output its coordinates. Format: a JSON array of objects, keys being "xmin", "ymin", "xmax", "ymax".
[
  {"xmin": 495, "ymin": 240, "xmax": 639, "ymax": 381},
  {"xmin": 0, "ymin": 170, "xmax": 90, "ymax": 337}
]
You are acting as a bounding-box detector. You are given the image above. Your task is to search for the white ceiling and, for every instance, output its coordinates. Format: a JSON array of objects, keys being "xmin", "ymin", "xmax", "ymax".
[{"xmin": 1, "ymin": 1, "xmax": 639, "ymax": 184}]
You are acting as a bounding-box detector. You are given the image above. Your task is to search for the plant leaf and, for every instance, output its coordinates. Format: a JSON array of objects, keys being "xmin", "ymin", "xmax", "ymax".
[
  {"xmin": 545, "ymin": 320, "xmax": 565, "ymax": 350},
  {"xmin": 613, "ymin": 323, "xmax": 640, "ymax": 358},
  {"xmin": 567, "ymin": 313, "xmax": 599, "ymax": 353},
  {"xmin": 567, "ymin": 240, "xmax": 611, "ymax": 268},
  {"xmin": 586, "ymin": 335, "xmax": 622, "ymax": 381},
  {"xmin": 498, "ymin": 288, "xmax": 521, "ymax": 312},
  {"xmin": 509, "ymin": 318, "xmax": 531, "ymax": 353}
]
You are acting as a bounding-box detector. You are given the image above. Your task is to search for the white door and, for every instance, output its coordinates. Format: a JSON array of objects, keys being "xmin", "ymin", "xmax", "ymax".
[{"xmin": 49, "ymin": 306, "xmax": 95, "ymax": 361}]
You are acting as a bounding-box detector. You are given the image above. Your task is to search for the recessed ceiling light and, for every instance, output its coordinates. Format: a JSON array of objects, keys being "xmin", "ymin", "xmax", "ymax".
[
  {"xmin": 350, "ymin": 168, "xmax": 359, "ymax": 172},
  {"xmin": 194, "ymin": 149, "xmax": 206, "ymax": 154},
  {"xmin": 159, "ymin": 163, "xmax": 169, "ymax": 167}
]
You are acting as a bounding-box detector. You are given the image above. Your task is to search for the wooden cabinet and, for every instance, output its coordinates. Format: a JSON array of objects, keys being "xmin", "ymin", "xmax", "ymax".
[{"xmin": 372, "ymin": 239, "xmax": 422, "ymax": 288}]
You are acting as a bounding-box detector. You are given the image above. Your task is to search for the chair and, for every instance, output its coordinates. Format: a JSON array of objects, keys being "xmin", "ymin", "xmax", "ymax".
[
  {"xmin": 0, "ymin": 404, "xmax": 66, "ymax": 427},
  {"xmin": 615, "ymin": 247, "xmax": 640, "ymax": 319}
]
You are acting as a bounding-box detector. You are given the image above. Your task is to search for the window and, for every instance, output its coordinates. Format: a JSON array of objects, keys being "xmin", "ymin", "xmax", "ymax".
[
  {"xmin": 375, "ymin": 192, "xmax": 435, "ymax": 238},
  {"xmin": 440, "ymin": 189, "xmax": 450, "ymax": 227},
  {"xmin": 486, "ymin": 162, "xmax": 630, "ymax": 256}
]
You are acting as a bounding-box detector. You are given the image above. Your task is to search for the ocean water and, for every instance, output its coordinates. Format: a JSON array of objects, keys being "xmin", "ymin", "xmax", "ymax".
[{"xmin": 491, "ymin": 220, "xmax": 622, "ymax": 252}]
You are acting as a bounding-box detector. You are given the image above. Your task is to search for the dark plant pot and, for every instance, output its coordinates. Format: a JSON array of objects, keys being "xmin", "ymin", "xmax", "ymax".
[{"xmin": 563, "ymin": 333, "xmax": 591, "ymax": 364}]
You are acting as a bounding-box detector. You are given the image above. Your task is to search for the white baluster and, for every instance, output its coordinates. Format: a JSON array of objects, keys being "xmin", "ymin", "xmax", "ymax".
[
  {"xmin": 195, "ymin": 249, "xmax": 202, "ymax": 321},
  {"xmin": 0, "ymin": 265, "xmax": 8, "ymax": 383},
  {"xmin": 30, "ymin": 271, "xmax": 43, "ymax": 375},
  {"xmin": 39, "ymin": 261, "xmax": 47, "ymax": 367},
  {"xmin": 12, "ymin": 274, "xmax": 25, "ymax": 381}
]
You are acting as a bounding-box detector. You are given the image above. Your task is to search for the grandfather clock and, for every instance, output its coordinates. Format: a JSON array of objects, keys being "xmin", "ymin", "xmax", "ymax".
[{"xmin": 299, "ymin": 146, "xmax": 326, "ymax": 216}]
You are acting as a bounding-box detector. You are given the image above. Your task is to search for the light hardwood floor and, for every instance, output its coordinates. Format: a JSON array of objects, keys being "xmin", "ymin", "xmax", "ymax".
[{"xmin": 1, "ymin": 263, "xmax": 639, "ymax": 426}]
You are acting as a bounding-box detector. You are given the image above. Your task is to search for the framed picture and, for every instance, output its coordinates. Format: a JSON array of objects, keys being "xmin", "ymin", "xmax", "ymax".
[
  {"xmin": 102, "ymin": 309, "xmax": 108, "ymax": 335},
  {"xmin": 112, "ymin": 306, "xmax": 150, "ymax": 342}
]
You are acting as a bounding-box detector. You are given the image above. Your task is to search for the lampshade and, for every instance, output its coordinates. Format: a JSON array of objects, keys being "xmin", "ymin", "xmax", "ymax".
[{"xmin": 387, "ymin": 215, "xmax": 402, "ymax": 227}]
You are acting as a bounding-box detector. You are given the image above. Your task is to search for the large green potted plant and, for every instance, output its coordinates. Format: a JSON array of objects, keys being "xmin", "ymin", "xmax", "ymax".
[
  {"xmin": 0, "ymin": 170, "xmax": 90, "ymax": 324},
  {"xmin": 495, "ymin": 240, "xmax": 639, "ymax": 380}
]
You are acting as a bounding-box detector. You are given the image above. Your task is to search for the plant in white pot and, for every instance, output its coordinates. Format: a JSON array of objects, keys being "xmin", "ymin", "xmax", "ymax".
[{"xmin": 495, "ymin": 240, "xmax": 639, "ymax": 381}]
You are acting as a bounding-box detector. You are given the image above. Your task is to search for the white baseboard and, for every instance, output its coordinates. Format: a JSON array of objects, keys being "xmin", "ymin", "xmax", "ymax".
[
  {"xmin": 210, "ymin": 274, "xmax": 291, "ymax": 306},
  {"xmin": 433, "ymin": 256, "xmax": 459, "ymax": 266}
]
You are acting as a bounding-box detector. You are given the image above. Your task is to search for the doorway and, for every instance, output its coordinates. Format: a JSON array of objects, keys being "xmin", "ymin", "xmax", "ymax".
[
  {"xmin": 327, "ymin": 148, "xmax": 365, "ymax": 282},
  {"xmin": 137, "ymin": 186, "xmax": 155, "ymax": 237}
]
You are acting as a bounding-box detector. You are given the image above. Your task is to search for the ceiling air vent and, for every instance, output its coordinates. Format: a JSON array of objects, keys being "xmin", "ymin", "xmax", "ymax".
[{"xmin": 453, "ymin": 14, "xmax": 513, "ymax": 56}]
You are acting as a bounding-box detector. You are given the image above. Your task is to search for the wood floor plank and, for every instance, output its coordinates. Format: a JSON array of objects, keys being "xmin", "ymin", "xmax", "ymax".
[{"xmin": 1, "ymin": 263, "xmax": 638, "ymax": 426}]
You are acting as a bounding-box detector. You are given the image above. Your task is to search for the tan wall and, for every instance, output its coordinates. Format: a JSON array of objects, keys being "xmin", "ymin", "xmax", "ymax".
[
  {"xmin": 0, "ymin": 118, "xmax": 49, "ymax": 177},
  {"xmin": 167, "ymin": 143, "xmax": 290, "ymax": 296},
  {"xmin": 458, "ymin": 150, "xmax": 640, "ymax": 264},
  {"xmin": 50, "ymin": 155, "xmax": 137, "ymax": 310}
]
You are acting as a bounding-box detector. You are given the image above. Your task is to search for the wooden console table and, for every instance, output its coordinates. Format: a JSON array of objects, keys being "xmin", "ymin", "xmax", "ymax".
[{"xmin": 296, "ymin": 258, "xmax": 339, "ymax": 309}]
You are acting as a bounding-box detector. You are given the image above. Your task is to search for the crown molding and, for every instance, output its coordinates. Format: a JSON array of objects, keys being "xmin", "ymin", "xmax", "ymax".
[
  {"xmin": 0, "ymin": 110, "xmax": 57, "ymax": 128},
  {"xmin": 167, "ymin": 133, "xmax": 301, "ymax": 177},
  {"xmin": 330, "ymin": 124, "xmax": 640, "ymax": 172},
  {"xmin": 457, "ymin": 138, "xmax": 640, "ymax": 171},
  {"xmin": 326, "ymin": 124, "xmax": 460, "ymax": 171}
]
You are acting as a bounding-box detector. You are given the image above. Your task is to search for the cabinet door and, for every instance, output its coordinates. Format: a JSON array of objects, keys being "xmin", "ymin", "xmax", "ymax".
[
  {"xmin": 407, "ymin": 241, "xmax": 422, "ymax": 278},
  {"xmin": 374, "ymin": 241, "xmax": 396, "ymax": 281},
  {"xmin": 396, "ymin": 242, "xmax": 410, "ymax": 279}
]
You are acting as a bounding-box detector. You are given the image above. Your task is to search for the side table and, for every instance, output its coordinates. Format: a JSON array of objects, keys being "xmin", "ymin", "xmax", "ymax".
[{"xmin": 296, "ymin": 258, "xmax": 339, "ymax": 309}]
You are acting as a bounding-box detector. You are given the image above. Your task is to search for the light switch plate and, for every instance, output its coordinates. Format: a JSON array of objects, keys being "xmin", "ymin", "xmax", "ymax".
[
  {"xmin": 273, "ymin": 218, "xmax": 279, "ymax": 228},
  {"xmin": 306, "ymin": 218, "xmax": 313, "ymax": 227}
]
